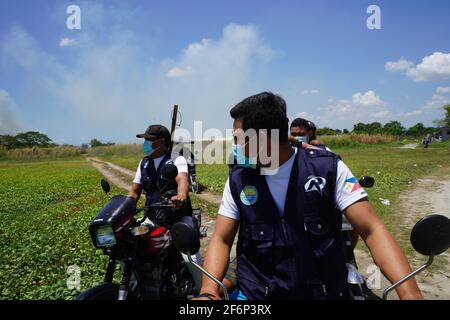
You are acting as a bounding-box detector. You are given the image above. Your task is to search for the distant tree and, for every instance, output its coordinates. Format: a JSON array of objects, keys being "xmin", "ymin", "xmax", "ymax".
[
  {"xmin": 407, "ymin": 123, "xmax": 425, "ymax": 137},
  {"xmin": 343, "ymin": 129, "xmax": 349, "ymax": 134},
  {"xmin": 383, "ymin": 121, "xmax": 404, "ymax": 136},
  {"xmin": 353, "ymin": 122, "xmax": 368, "ymax": 134},
  {"xmin": 317, "ymin": 127, "xmax": 337, "ymax": 135},
  {"xmin": 14, "ymin": 131, "xmax": 52, "ymax": 148},
  {"xmin": 367, "ymin": 122, "xmax": 382, "ymax": 135},
  {"xmin": 0, "ymin": 134, "xmax": 19, "ymax": 149},
  {"xmin": 335, "ymin": 129, "xmax": 342, "ymax": 135},
  {"xmin": 434, "ymin": 104, "xmax": 450, "ymax": 127},
  {"xmin": 90, "ymin": 138, "xmax": 115, "ymax": 147}
]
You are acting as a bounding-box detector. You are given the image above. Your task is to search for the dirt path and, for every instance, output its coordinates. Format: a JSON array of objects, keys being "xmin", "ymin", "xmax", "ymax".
[
  {"xmin": 395, "ymin": 166, "xmax": 450, "ymax": 299},
  {"xmin": 353, "ymin": 166, "xmax": 450, "ymax": 300},
  {"xmin": 400, "ymin": 143, "xmax": 418, "ymax": 149}
]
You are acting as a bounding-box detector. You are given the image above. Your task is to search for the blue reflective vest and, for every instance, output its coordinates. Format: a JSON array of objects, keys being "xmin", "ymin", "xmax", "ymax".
[
  {"xmin": 139, "ymin": 153, "xmax": 174, "ymax": 207},
  {"xmin": 229, "ymin": 148, "xmax": 349, "ymax": 300}
]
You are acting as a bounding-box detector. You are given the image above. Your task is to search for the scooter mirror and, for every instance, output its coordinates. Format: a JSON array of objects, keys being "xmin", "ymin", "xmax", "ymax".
[
  {"xmin": 359, "ymin": 176, "xmax": 375, "ymax": 188},
  {"xmin": 100, "ymin": 179, "xmax": 111, "ymax": 194},
  {"xmin": 171, "ymin": 222, "xmax": 200, "ymax": 255},
  {"xmin": 410, "ymin": 214, "xmax": 450, "ymax": 256}
]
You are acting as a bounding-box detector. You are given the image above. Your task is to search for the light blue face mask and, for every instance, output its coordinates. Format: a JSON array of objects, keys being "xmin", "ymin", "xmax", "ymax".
[
  {"xmin": 295, "ymin": 136, "xmax": 308, "ymax": 143},
  {"xmin": 233, "ymin": 143, "xmax": 257, "ymax": 169},
  {"xmin": 143, "ymin": 140, "xmax": 156, "ymax": 156}
]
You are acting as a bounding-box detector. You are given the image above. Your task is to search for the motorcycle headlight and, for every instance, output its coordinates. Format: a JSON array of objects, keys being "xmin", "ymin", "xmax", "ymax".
[{"xmin": 95, "ymin": 225, "xmax": 117, "ymax": 247}]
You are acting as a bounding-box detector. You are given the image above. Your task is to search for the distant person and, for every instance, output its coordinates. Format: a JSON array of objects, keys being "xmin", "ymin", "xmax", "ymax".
[
  {"xmin": 289, "ymin": 118, "xmax": 331, "ymax": 151},
  {"xmin": 423, "ymin": 134, "xmax": 431, "ymax": 149}
]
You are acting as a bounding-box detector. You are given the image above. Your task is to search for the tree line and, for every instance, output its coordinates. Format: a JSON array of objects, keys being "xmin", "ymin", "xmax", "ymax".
[
  {"xmin": 0, "ymin": 132, "xmax": 114, "ymax": 150},
  {"xmin": 317, "ymin": 104, "xmax": 450, "ymax": 137}
]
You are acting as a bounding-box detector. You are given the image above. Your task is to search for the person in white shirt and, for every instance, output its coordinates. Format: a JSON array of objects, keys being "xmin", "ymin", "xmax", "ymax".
[
  {"xmin": 195, "ymin": 92, "xmax": 422, "ymax": 300},
  {"xmin": 128, "ymin": 124, "xmax": 189, "ymax": 209}
]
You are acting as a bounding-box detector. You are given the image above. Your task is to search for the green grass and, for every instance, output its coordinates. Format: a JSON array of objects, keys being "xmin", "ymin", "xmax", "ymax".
[{"xmin": 0, "ymin": 159, "xmax": 120, "ymax": 300}]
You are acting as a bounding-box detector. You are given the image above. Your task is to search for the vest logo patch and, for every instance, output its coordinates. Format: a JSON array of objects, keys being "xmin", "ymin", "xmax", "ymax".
[
  {"xmin": 304, "ymin": 176, "xmax": 327, "ymax": 195},
  {"xmin": 240, "ymin": 185, "xmax": 258, "ymax": 206}
]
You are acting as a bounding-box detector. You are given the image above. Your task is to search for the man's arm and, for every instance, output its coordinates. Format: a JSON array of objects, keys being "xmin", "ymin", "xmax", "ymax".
[
  {"xmin": 128, "ymin": 183, "xmax": 142, "ymax": 202},
  {"xmin": 344, "ymin": 199, "xmax": 423, "ymax": 300},
  {"xmin": 195, "ymin": 215, "xmax": 239, "ymax": 300},
  {"xmin": 171, "ymin": 172, "xmax": 189, "ymax": 208}
]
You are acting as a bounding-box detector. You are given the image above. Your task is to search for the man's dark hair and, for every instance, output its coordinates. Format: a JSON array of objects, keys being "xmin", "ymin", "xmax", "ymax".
[
  {"xmin": 230, "ymin": 92, "xmax": 289, "ymax": 142},
  {"xmin": 290, "ymin": 117, "xmax": 316, "ymax": 132}
]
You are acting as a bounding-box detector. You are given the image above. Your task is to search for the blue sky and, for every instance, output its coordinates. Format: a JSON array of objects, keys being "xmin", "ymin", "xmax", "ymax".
[{"xmin": 1, "ymin": 0, "xmax": 450, "ymax": 145}]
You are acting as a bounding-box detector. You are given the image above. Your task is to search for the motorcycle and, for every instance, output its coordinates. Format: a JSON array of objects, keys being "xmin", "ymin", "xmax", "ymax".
[
  {"xmin": 171, "ymin": 195, "xmax": 450, "ymax": 300},
  {"xmin": 76, "ymin": 163, "xmax": 206, "ymax": 300}
]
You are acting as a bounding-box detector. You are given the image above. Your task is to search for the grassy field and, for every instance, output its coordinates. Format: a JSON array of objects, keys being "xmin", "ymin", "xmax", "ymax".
[
  {"xmin": 0, "ymin": 159, "xmax": 120, "ymax": 299},
  {"xmin": 1, "ymin": 141, "xmax": 449, "ymax": 299}
]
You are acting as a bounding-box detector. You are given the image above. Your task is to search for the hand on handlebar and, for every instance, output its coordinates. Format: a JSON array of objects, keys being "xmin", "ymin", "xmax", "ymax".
[
  {"xmin": 191, "ymin": 292, "xmax": 221, "ymax": 300},
  {"xmin": 170, "ymin": 193, "xmax": 186, "ymax": 209}
]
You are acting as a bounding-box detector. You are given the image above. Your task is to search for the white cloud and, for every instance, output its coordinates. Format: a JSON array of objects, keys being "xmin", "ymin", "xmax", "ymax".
[
  {"xmin": 386, "ymin": 52, "xmax": 450, "ymax": 81},
  {"xmin": 404, "ymin": 109, "xmax": 423, "ymax": 117},
  {"xmin": 403, "ymin": 93, "xmax": 450, "ymax": 124},
  {"xmin": 166, "ymin": 66, "xmax": 191, "ymax": 78},
  {"xmin": 436, "ymin": 86, "xmax": 450, "ymax": 94},
  {"xmin": 385, "ymin": 57, "xmax": 414, "ymax": 72},
  {"xmin": 0, "ymin": 89, "xmax": 20, "ymax": 134},
  {"xmin": 351, "ymin": 90, "xmax": 385, "ymax": 107},
  {"xmin": 371, "ymin": 110, "xmax": 389, "ymax": 118},
  {"xmin": 1, "ymin": 19, "xmax": 278, "ymax": 143},
  {"xmin": 59, "ymin": 37, "xmax": 76, "ymax": 47},
  {"xmin": 296, "ymin": 111, "xmax": 308, "ymax": 118},
  {"xmin": 313, "ymin": 90, "xmax": 389, "ymax": 129},
  {"xmin": 301, "ymin": 89, "xmax": 319, "ymax": 95}
]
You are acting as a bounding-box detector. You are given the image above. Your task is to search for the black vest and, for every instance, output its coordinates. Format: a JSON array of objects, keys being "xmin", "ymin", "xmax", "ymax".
[
  {"xmin": 139, "ymin": 153, "xmax": 174, "ymax": 206},
  {"xmin": 229, "ymin": 148, "xmax": 349, "ymax": 300}
]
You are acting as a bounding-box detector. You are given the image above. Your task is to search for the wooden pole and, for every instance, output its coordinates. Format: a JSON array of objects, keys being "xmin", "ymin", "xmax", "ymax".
[{"xmin": 169, "ymin": 104, "xmax": 178, "ymax": 152}]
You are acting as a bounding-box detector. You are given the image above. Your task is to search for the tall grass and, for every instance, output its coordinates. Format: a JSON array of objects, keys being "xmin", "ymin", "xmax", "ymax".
[
  {"xmin": 87, "ymin": 143, "xmax": 143, "ymax": 157},
  {"xmin": 85, "ymin": 135, "xmax": 398, "ymax": 160},
  {"xmin": 320, "ymin": 134, "xmax": 396, "ymax": 147},
  {"xmin": 0, "ymin": 146, "xmax": 82, "ymax": 160}
]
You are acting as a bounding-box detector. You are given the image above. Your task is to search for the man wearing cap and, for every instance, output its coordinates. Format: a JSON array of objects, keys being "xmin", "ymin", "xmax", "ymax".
[
  {"xmin": 128, "ymin": 124, "xmax": 190, "ymax": 212},
  {"xmin": 128, "ymin": 124, "xmax": 205, "ymax": 293}
]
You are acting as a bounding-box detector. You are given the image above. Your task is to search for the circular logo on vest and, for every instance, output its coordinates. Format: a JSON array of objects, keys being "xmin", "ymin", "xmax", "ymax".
[{"xmin": 240, "ymin": 185, "xmax": 258, "ymax": 206}]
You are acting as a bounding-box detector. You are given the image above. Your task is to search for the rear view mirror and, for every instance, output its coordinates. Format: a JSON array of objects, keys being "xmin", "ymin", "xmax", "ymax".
[
  {"xmin": 410, "ymin": 214, "xmax": 450, "ymax": 256},
  {"xmin": 359, "ymin": 176, "xmax": 375, "ymax": 188},
  {"xmin": 100, "ymin": 179, "xmax": 111, "ymax": 194},
  {"xmin": 383, "ymin": 214, "xmax": 450, "ymax": 300},
  {"xmin": 171, "ymin": 222, "xmax": 200, "ymax": 255}
]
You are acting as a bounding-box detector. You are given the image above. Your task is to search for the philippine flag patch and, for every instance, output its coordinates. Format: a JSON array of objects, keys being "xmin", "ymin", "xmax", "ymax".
[{"xmin": 344, "ymin": 177, "xmax": 361, "ymax": 193}]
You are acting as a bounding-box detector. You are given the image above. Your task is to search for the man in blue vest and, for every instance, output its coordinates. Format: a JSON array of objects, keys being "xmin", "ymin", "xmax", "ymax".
[
  {"xmin": 128, "ymin": 124, "xmax": 191, "ymax": 217},
  {"xmin": 196, "ymin": 92, "xmax": 423, "ymax": 300}
]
